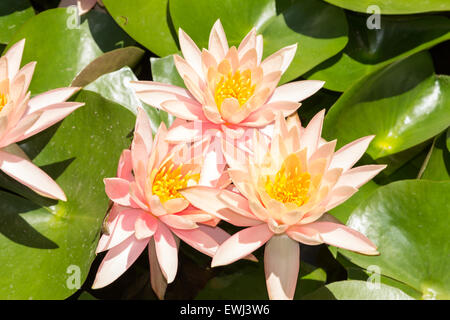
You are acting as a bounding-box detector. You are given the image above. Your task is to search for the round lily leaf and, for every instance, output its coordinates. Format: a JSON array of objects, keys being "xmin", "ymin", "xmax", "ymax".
[
  {"xmin": 323, "ymin": 52, "xmax": 450, "ymax": 159},
  {"xmin": 0, "ymin": 0, "xmax": 34, "ymax": 44},
  {"xmin": 169, "ymin": 0, "xmax": 348, "ymax": 83},
  {"xmin": 0, "ymin": 90, "xmax": 136, "ymax": 299},
  {"xmin": 195, "ymin": 259, "xmax": 326, "ymax": 300},
  {"xmin": 339, "ymin": 180, "xmax": 450, "ymax": 300},
  {"xmin": 102, "ymin": 0, "xmax": 179, "ymax": 57},
  {"xmin": 71, "ymin": 46, "xmax": 145, "ymax": 87},
  {"xmin": 7, "ymin": 8, "xmax": 135, "ymax": 95},
  {"xmin": 306, "ymin": 14, "xmax": 450, "ymax": 92},
  {"xmin": 323, "ymin": 0, "xmax": 450, "ymax": 15},
  {"xmin": 304, "ymin": 280, "xmax": 414, "ymax": 300}
]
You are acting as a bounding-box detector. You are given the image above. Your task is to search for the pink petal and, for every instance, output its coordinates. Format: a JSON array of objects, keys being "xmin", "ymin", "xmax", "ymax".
[
  {"xmin": 160, "ymin": 99, "xmax": 206, "ymax": 121},
  {"xmin": 237, "ymin": 28, "xmax": 256, "ymax": 59},
  {"xmin": 104, "ymin": 177, "xmax": 131, "ymax": 206},
  {"xmin": 300, "ymin": 109, "xmax": 325, "ymax": 157},
  {"xmin": 242, "ymin": 101, "xmax": 300, "ymax": 127},
  {"xmin": 0, "ymin": 149, "xmax": 66, "ymax": 201},
  {"xmin": 148, "ymin": 238, "xmax": 168, "ymax": 300},
  {"xmin": 324, "ymin": 186, "xmax": 358, "ymax": 212},
  {"xmin": 199, "ymin": 224, "xmax": 259, "ymax": 262},
  {"xmin": 165, "ymin": 119, "xmax": 220, "ymax": 143},
  {"xmin": 14, "ymin": 61, "xmax": 36, "ymax": 95},
  {"xmin": 199, "ymin": 138, "xmax": 227, "ymax": 187},
  {"xmin": 178, "ymin": 28, "xmax": 203, "ymax": 80},
  {"xmin": 148, "ymin": 195, "xmax": 168, "ymax": 216},
  {"xmin": 335, "ymin": 164, "xmax": 386, "ymax": 189},
  {"xmin": 4, "ymin": 39, "xmax": 25, "ymax": 80},
  {"xmin": 15, "ymin": 102, "xmax": 84, "ymax": 142},
  {"xmin": 117, "ymin": 149, "xmax": 133, "ymax": 181},
  {"xmin": 261, "ymin": 44, "xmax": 297, "ymax": 75},
  {"xmin": 286, "ymin": 225, "xmax": 323, "ymax": 246},
  {"xmin": 264, "ymin": 235, "xmax": 299, "ymax": 300},
  {"xmin": 129, "ymin": 80, "xmax": 192, "ymax": 98},
  {"xmin": 268, "ymin": 80, "xmax": 324, "ymax": 103},
  {"xmin": 211, "ymin": 223, "xmax": 273, "ymax": 267},
  {"xmin": 329, "ymin": 135, "xmax": 375, "ymax": 172},
  {"xmin": 92, "ymin": 235, "xmax": 149, "ymax": 289},
  {"xmin": 154, "ymin": 221, "xmax": 178, "ymax": 283},
  {"xmin": 180, "ymin": 186, "xmax": 261, "ymax": 227},
  {"xmin": 208, "ymin": 19, "xmax": 229, "ymax": 61},
  {"xmin": 135, "ymin": 212, "xmax": 158, "ymax": 239},
  {"xmin": 307, "ymin": 221, "xmax": 378, "ymax": 255},
  {"xmin": 27, "ymin": 87, "xmax": 81, "ymax": 115},
  {"xmin": 160, "ymin": 213, "xmax": 198, "ymax": 230},
  {"xmin": 96, "ymin": 208, "xmax": 142, "ymax": 253},
  {"xmin": 171, "ymin": 227, "xmax": 219, "ymax": 257}
]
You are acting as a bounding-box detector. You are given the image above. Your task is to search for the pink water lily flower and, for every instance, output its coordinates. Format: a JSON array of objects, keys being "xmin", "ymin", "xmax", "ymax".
[
  {"xmin": 181, "ymin": 111, "xmax": 386, "ymax": 300},
  {"xmin": 0, "ymin": 39, "xmax": 83, "ymax": 201},
  {"xmin": 93, "ymin": 108, "xmax": 251, "ymax": 299},
  {"xmin": 130, "ymin": 19, "xmax": 324, "ymax": 162},
  {"xmin": 59, "ymin": 0, "xmax": 103, "ymax": 15}
]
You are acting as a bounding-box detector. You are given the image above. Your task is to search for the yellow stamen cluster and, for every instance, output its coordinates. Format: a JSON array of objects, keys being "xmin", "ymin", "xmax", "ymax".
[
  {"xmin": 214, "ymin": 69, "xmax": 255, "ymax": 109},
  {"xmin": 0, "ymin": 92, "xmax": 7, "ymax": 112},
  {"xmin": 152, "ymin": 163, "xmax": 200, "ymax": 203},
  {"xmin": 265, "ymin": 165, "xmax": 311, "ymax": 207}
]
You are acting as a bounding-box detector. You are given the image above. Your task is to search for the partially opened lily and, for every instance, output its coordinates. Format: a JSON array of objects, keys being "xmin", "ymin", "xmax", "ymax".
[
  {"xmin": 181, "ymin": 111, "xmax": 386, "ymax": 300},
  {"xmin": 0, "ymin": 39, "xmax": 83, "ymax": 201},
  {"xmin": 130, "ymin": 19, "xmax": 324, "ymax": 178},
  {"xmin": 93, "ymin": 108, "xmax": 248, "ymax": 299}
]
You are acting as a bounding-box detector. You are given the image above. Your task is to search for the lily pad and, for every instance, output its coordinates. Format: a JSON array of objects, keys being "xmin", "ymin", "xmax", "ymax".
[
  {"xmin": 303, "ymin": 280, "xmax": 414, "ymax": 300},
  {"xmin": 323, "ymin": 52, "xmax": 450, "ymax": 159},
  {"xmin": 306, "ymin": 13, "xmax": 450, "ymax": 92},
  {"xmin": 323, "ymin": 0, "xmax": 450, "ymax": 15},
  {"xmin": 102, "ymin": 0, "xmax": 179, "ymax": 57},
  {"xmin": 0, "ymin": 0, "xmax": 35, "ymax": 44},
  {"xmin": 339, "ymin": 180, "xmax": 450, "ymax": 300}
]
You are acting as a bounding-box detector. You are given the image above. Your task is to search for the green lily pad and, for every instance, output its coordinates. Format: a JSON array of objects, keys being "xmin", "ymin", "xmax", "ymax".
[
  {"xmin": 0, "ymin": 0, "xmax": 35, "ymax": 44},
  {"xmin": 306, "ymin": 14, "xmax": 450, "ymax": 92},
  {"xmin": 323, "ymin": 52, "xmax": 450, "ymax": 159},
  {"xmin": 303, "ymin": 280, "xmax": 414, "ymax": 300},
  {"xmin": 195, "ymin": 259, "xmax": 326, "ymax": 300},
  {"xmin": 7, "ymin": 8, "xmax": 135, "ymax": 95},
  {"xmin": 323, "ymin": 0, "xmax": 450, "ymax": 15},
  {"xmin": 0, "ymin": 90, "xmax": 136, "ymax": 299},
  {"xmin": 102, "ymin": 0, "xmax": 179, "ymax": 57},
  {"xmin": 169, "ymin": 0, "xmax": 348, "ymax": 83},
  {"xmin": 419, "ymin": 130, "xmax": 450, "ymax": 181},
  {"xmin": 339, "ymin": 180, "xmax": 450, "ymax": 300}
]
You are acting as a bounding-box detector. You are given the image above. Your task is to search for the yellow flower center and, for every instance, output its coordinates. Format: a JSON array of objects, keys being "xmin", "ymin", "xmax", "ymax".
[
  {"xmin": 214, "ymin": 69, "xmax": 255, "ymax": 110},
  {"xmin": 152, "ymin": 163, "xmax": 200, "ymax": 203},
  {"xmin": 0, "ymin": 92, "xmax": 8, "ymax": 112},
  {"xmin": 264, "ymin": 155, "xmax": 311, "ymax": 207}
]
